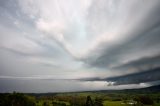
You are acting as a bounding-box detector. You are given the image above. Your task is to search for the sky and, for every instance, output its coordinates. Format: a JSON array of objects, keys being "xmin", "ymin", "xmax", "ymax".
[{"xmin": 0, "ymin": 0, "xmax": 160, "ymax": 93}]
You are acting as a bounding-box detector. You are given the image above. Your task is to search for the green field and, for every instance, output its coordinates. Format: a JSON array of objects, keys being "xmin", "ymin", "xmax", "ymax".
[
  {"xmin": 103, "ymin": 101, "xmax": 160, "ymax": 106},
  {"xmin": 103, "ymin": 101, "xmax": 126, "ymax": 106}
]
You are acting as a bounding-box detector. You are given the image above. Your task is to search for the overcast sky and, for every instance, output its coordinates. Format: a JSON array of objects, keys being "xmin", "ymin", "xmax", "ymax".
[{"xmin": 0, "ymin": 0, "xmax": 160, "ymax": 93}]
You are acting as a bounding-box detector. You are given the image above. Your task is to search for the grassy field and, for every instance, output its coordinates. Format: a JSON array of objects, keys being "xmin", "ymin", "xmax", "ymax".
[
  {"xmin": 152, "ymin": 102, "xmax": 160, "ymax": 106},
  {"xmin": 103, "ymin": 101, "xmax": 126, "ymax": 106},
  {"xmin": 103, "ymin": 100, "xmax": 160, "ymax": 106}
]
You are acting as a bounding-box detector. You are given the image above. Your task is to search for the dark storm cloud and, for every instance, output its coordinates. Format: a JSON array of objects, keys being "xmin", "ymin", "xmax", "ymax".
[
  {"xmin": 83, "ymin": 0, "xmax": 160, "ymax": 67},
  {"xmin": 86, "ymin": 10, "xmax": 160, "ymax": 69},
  {"xmin": 78, "ymin": 67, "xmax": 160, "ymax": 85},
  {"xmin": 113, "ymin": 54, "xmax": 160, "ymax": 72},
  {"xmin": 107, "ymin": 68, "xmax": 160, "ymax": 85}
]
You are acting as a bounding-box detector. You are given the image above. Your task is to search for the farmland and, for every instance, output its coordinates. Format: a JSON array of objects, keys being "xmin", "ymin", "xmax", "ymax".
[{"xmin": 1, "ymin": 86, "xmax": 160, "ymax": 106}]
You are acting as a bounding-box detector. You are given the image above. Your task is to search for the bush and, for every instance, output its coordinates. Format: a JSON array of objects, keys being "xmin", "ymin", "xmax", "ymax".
[{"xmin": 134, "ymin": 96, "xmax": 153, "ymax": 105}]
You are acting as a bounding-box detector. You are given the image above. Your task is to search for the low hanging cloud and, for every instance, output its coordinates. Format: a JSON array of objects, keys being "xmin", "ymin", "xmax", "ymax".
[{"xmin": 77, "ymin": 67, "xmax": 160, "ymax": 86}]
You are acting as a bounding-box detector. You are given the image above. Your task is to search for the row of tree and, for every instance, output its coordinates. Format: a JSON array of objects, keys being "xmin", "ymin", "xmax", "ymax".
[{"xmin": 0, "ymin": 92, "xmax": 36, "ymax": 106}]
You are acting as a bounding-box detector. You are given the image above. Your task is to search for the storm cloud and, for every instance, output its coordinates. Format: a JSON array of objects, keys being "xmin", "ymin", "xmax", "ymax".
[{"xmin": 0, "ymin": 0, "xmax": 160, "ymax": 92}]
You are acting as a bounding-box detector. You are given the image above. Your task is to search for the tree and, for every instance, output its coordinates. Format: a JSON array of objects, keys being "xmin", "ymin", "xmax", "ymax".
[
  {"xmin": 0, "ymin": 92, "xmax": 36, "ymax": 106},
  {"xmin": 94, "ymin": 97, "xmax": 103, "ymax": 106},
  {"xmin": 86, "ymin": 96, "xmax": 93, "ymax": 106}
]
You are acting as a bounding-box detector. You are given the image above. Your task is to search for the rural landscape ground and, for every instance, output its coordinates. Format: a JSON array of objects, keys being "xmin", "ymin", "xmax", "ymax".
[{"xmin": 0, "ymin": 85, "xmax": 160, "ymax": 106}]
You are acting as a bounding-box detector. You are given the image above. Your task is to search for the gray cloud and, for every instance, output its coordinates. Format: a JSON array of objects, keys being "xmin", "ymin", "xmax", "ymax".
[
  {"xmin": 107, "ymin": 67, "xmax": 160, "ymax": 85},
  {"xmin": 113, "ymin": 54, "xmax": 160, "ymax": 72},
  {"xmin": 78, "ymin": 67, "xmax": 160, "ymax": 86},
  {"xmin": 87, "ymin": 29, "xmax": 160, "ymax": 70},
  {"xmin": 0, "ymin": 0, "xmax": 160, "ymax": 92}
]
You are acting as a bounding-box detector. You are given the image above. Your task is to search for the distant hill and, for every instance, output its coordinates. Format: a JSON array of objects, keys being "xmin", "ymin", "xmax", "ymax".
[
  {"xmin": 138, "ymin": 84, "xmax": 160, "ymax": 91},
  {"xmin": 95, "ymin": 84, "xmax": 160, "ymax": 94}
]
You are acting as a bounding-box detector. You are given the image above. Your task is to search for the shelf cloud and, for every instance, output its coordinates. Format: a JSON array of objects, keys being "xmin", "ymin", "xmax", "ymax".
[{"xmin": 0, "ymin": 0, "xmax": 160, "ymax": 92}]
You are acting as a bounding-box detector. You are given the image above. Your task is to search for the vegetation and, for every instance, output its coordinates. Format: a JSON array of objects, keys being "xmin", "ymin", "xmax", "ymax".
[
  {"xmin": 0, "ymin": 92, "xmax": 35, "ymax": 106},
  {"xmin": 0, "ymin": 89, "xmax": 160, "ymax": 106}
]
